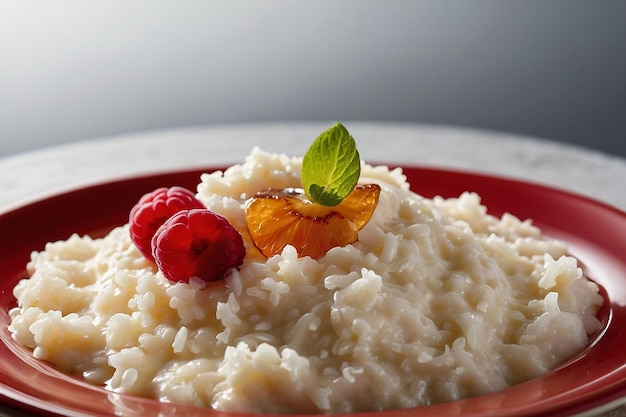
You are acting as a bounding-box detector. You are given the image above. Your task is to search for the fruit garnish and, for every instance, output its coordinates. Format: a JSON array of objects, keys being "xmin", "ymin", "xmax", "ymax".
[
  {"xmin": 245, "ymin": 123, "xmax": 381, "ymax": 258},
  {"xmin": 152, "ymin": 209, "xmax": 246, "ymax": 282},
  {"xmin": 129, "ymin": 186, "xmax": 205, "ymax": 262},
  {"xmin": 245, "ymin": 184, "xmax": 380, "ymax": 259}
]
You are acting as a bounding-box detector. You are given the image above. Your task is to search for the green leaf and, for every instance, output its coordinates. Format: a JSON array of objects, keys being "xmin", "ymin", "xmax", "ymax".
[{"xmin": 301, "ymin": 122, "xmax": 361, "ymax": 206}]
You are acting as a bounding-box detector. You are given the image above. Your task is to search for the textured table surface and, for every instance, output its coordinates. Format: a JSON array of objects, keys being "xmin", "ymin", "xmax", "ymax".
[{"xmin": 0, "ymin": 122, "xmax": 625, "ymax": 416}]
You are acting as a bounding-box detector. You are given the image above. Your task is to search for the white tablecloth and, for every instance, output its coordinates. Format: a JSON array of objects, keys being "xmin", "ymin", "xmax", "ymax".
[{"xmin": 1, "ymin": 122, "xmax": 625, "ymax": 416}]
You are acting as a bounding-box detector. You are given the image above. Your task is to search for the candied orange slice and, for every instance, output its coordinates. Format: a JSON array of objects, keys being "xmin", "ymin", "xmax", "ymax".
[{"xmin": 245, "ymin": 184, "xmax": 381, "ymax": 258}]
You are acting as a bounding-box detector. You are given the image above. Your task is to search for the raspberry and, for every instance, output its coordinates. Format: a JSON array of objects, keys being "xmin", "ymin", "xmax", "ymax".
[
  {"xmin": 152, "ymin": 209, "xmax": 246, "ymax": 282},
  {"xmin": 129, "ymin": 187, "xmax": 204, "ymax": 262}
]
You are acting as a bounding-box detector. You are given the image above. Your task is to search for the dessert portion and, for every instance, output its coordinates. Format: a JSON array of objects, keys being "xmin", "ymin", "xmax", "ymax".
[{"xmin": 9, "ymin": 124, "xmax": 603, "ymax": 413}]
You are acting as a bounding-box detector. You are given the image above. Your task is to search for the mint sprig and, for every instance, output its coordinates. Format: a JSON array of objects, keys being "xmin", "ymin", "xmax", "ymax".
[{"xmin": 301, "ymin": 122, "xmax": 361, "ymax": 206}]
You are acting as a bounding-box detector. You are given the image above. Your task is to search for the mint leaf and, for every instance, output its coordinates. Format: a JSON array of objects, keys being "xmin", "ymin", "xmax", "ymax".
[{"xmin": 301, "ymin": 122, "xmax": 361, "ymax": 206}]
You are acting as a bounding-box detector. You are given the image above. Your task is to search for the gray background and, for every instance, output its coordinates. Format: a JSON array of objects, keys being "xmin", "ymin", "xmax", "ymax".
[{"xmin": 1, "ymin": 0, "xmax": 625, "ymax": 159}]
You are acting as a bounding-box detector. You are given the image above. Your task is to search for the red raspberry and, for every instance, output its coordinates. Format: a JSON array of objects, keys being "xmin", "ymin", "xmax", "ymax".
[
  {"xmin": 152, "ymin": 209, "xmax": 246, "ymax": 282},
  {"xmin": 129, "ymin": 187, "xmax": 204, "ymax": 262}
]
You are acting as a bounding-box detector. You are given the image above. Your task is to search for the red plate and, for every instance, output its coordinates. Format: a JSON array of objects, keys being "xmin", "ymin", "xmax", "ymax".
[{"xmin": 1, "ymin": 165, "xmax": 625, "ymax": 417}]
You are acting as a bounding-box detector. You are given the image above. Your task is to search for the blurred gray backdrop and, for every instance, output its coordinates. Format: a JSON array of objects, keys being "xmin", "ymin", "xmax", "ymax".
[{"xmin": 1, "ymin": 0, "xmax": 624, "ymax": 158}]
